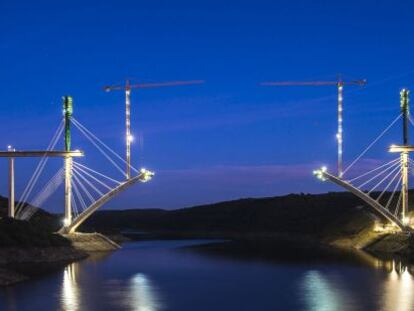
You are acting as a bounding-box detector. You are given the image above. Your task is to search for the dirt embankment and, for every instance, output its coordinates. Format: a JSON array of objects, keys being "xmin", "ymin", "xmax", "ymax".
[
  {"xmin": 63, "ymin": 232, "xmax": 121, "ymax": 252},
  {"xmin": 0, "ymin": 217, "xmax": 120, "ymax": 286},
  {"xmin": 0, "ymin": 232, "xmax": 122, "ymax": 287},
  {"xmin": 0, "ymin": 246, "xmax": 87, "ymax": 286},
  {"xmin": 363, "ymin": 232, "xmax": 414, "ymax": 258}
]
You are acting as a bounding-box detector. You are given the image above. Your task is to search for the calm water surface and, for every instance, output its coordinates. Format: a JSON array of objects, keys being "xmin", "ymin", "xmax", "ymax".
[{"xmin": 0, "ymin": 240, "xmax": 413, "ymax": 311}]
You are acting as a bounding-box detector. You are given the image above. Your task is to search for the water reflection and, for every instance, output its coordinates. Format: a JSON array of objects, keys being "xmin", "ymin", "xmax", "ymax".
[
  {"xmin": 61, "ymin": 252, "xmax": 114, "ymax": 310},
  {"xmin": 126, "ymin": 273, "xmax": 163, "ymax": 311},
  {"xmin": 382, "ymin": 261, "xmax": 414, "ymax": 311},
  {"xmin": 6, "ymin": 241, "xmax": 414, "ymax": 311},
  {"xmin": 60, "ymin": 260, "xmax": 162, "ymax": 310},
  {"xmin": 355, "ymin": 251, "xmax": 414, "ymax": 310},
  {"xmin": 61, "ymin": 263, "xmax": 81, "ymax": 311},
  {"xmin": 301, "ymin": 253, "xmax": 414, "ymax": 311},
  {"xmin": 302, "ymin": 270, "xmax": 355, "ymax": 311}
]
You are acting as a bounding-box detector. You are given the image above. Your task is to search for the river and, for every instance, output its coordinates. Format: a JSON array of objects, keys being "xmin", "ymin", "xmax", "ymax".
[{"xmin": 0, "ymin": 240, "xmax": 413, "ymax": 311}]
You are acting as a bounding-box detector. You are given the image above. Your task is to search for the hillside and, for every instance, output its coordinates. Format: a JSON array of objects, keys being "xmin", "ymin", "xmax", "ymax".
[
  {"xmin": 81, "ymin": 192, "xmax": 382, "ymax": 242},
  {"xmin": 0, "ymin": 217, "xmax": 68, "ymax": 248}
]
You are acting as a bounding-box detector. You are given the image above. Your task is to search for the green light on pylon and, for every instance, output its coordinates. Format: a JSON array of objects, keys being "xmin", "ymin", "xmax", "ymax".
[
  {"xmin": 400, "ymin": 89, "xmax": 409, "ymax": 111},
  {"xmin": 400, "ymin": 89, "xmax": 410, "ymax": 146},
  {"xmin": 62, "ymin": 96, "xmax": 73, "ymax": 152}
]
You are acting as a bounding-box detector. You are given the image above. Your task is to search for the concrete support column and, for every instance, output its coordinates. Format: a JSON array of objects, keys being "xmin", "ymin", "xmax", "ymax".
[
  {"xmin": 8, "ymin": 157, "xmax": 14, "ymax": 218},
  {"xmin": 64, "ymin": 156, "xmax": 73, "ymax": 227},
  {"xmin": 401, "ymin": 151, "xmax": 409, "ymax": 225}
]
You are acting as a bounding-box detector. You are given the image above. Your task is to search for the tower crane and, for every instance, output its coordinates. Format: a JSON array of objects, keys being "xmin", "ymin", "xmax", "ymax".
[
  {"xmin": 104, "ymin": 79, "xmax": 204, "ymax": 179},
  {"xmin": 261, "ymin": 78, "xmax": 367, "ymax": 178}
]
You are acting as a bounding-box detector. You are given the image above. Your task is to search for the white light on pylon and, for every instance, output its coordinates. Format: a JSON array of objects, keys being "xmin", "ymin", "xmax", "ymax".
[
  {"xmin": 403, "ymin": 217, "xmax": 410, "ymax": 226},
  {"xmin": 127, "ymin": 134, "xmax": 134, "ymax": 143},
  {"xmin": 313, "ymin": 166, "xmax": 328, "ymax": 181},
  {"xmin": 140, "ymin": 168, "xmax": 155, "ymax": 182}
]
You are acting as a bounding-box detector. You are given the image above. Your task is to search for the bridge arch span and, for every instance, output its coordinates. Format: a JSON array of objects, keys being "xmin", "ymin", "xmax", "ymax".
[
  {"xmin": 315, "ymin": 169, "xmax": 409, "ymax": 232},
  {"xmin": 59, "ymin": 170, "xmax": 154, "ymax": 234}
]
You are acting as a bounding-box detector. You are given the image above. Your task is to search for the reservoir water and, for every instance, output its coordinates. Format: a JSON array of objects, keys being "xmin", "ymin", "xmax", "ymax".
[{"xmin": 0, "ymin": 240, "xmax": 413, "ymax": 311}]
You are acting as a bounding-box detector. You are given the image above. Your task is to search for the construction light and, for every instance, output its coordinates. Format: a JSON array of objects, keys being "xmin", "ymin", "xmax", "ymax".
[
  {"xmin": 140, "ymin": 168, "xmax": 155, "ymax": 182},
  {"xmin": 403, "ymin": 217, "xmax": 410, "ymax": 226},
  {"xmin": 313, "ymin": 166, "xmax": 328, "ymax": 181}
]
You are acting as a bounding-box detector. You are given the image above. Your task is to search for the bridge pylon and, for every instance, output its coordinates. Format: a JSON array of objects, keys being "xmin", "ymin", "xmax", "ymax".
[
  {"xmin": 389, "ymin": 89, "xmax": 411, "ymax": 225},
  {"xmin": 8, "ymin": 145, "xmax": 15, "ymax": 218},
  {"xmin": 63, "ymin": 96, "xmax": 74, "ymax": 228},
  {"xmin": 314, "ymin": 88, "xmax": 414, "ymax": 231},
  {"xmin": 0, "ymin": 93, "xmax": 155, "ymax": 234}
]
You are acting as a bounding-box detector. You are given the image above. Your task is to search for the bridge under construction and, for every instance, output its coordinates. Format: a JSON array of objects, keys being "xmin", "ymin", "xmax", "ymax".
[
  {"xmin": 0, "ymin": 79, "xmax": 202, "ymax": 234},
  {"xmin": 1, "ymin": 96, "xmax": 153, "ymax": 234},
  {"xmin": 314, "ymin": 89, "xmax": 414, "ymax": 232},
  {"xmin": 3, "ymin": 77, "xmax": 412, "ymax": 235}
]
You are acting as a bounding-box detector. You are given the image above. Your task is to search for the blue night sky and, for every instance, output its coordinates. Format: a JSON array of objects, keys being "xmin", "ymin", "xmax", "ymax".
[{"xmin": 1, "ymin": 0, "xmax": 414, "ymax": 212}]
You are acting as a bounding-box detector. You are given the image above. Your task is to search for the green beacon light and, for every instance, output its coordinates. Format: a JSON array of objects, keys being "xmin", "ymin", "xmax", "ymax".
[{"xmin": 62, "ymin": 96, "xmax": 73, "ymax": 152}]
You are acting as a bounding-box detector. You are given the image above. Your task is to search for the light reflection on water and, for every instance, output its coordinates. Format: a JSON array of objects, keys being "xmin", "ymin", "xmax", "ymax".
[
  {"xmin": 60, "ymin": 261, "xmax": 162, "ymax": 311},
  {"xmin": 382, "ymin": 261, "xmax": 414, "ymax": 311},
  {"xmin": 302, "ymin": 270, "xmax": 355, "ymax": 311},
  {"xmin": 128, "ymin": 273, "xmax": 162, "ymax": 310},
  {"xmin": 105, "ymin": 273, "xmax": 163, "ymax": 311},
  {"xmin": 3, "ymin": 241, "xmax": 414, "ymax": 311},
  {"xmin": 61, "ymin": 263, "xmax": 80, "ymax": 311},
  {"xmin": 301, "ymin": 253, "xmax": 414, "ymax": 311},
  {"xmin": 349, "ymin": 252, "xmax": 414, "ymax": 311}
]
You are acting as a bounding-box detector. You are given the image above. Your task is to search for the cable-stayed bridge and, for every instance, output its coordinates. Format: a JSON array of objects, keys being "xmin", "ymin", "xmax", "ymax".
[
  {"xmin": 314, "ymin": 89, "xmax": 414, "ymax": 232},
  {"xmin": 0, "ymin": 80, "xmax": 202, "ymax": 235},
  {"xmin": 1, "ymin": 96, "xmax": 154, "ymax": 234}
]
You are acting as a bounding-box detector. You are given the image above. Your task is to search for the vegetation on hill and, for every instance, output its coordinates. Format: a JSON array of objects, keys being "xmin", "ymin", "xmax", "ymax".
[
  {"xmin": 0, "ymin": 190, "xmax": 402, "ymax": 247},
  {"xmin": 0, "ymin": 198, "xmax": 65, "ymax": 248},
  {"xmin": 0, "ymin": 218, "xmax": 69, "ymax": 247},
  {"xmin": 81, "ymin": 192, "xmax": 380, "ymax": 241}
]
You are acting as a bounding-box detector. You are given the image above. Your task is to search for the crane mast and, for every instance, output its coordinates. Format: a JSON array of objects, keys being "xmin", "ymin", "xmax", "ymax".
[
  {"xmin": 104, "ymin": 79, "xmax": 204, "ymax": 179},
  {"xmin": 261, "ymin": 78, "xmax": 366, "ymax": 178},
  {"xmin": 125, "ymin": 80, "xmax": 132, "ymax": 179}
]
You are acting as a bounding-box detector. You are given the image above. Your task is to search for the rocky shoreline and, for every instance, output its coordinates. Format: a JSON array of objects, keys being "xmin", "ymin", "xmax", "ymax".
[
  {"xmin": 0, "ymin": 232, "xmax": 120, "ymax": 287},
  {"xmin": 0, "ymin": 246, "xmax": 87, "ymax": 286}
]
